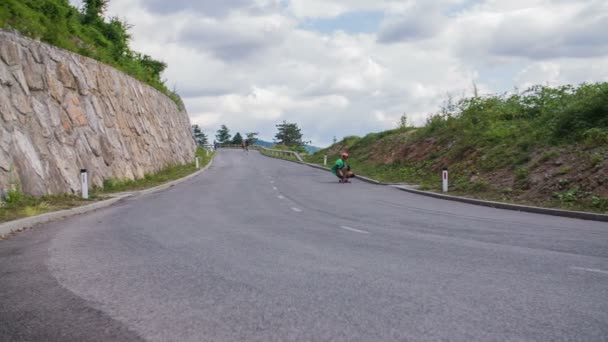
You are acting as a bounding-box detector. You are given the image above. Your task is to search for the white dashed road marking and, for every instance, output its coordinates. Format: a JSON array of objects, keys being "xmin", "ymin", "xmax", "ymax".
[
  {"xmin": 291, "ymin": 207, "xmax": 302, "ymax": 212},
  {"xmin": 340, "ymin": 226, "xmax": 370, "ymax": 234},
  {"xmin": 570, "ymin": 267, "xmax": 608, "ymax": 275},
  {"xmin": 278, "ymin": 195, "xmax": 285, "ymax": 199}
]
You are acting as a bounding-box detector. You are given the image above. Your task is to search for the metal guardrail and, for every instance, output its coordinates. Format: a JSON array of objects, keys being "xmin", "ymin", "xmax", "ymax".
[{"xmin": 216, "ymin": 144, "xmax": 304, "ymax": 162}]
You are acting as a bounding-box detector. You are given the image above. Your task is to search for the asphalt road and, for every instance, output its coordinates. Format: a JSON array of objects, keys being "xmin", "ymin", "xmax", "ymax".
[{"xmin": 1, "ymin": 149, "xmax": 608, "ymax": 341}]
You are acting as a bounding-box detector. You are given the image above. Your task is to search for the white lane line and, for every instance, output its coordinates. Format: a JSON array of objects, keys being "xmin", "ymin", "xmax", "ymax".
[
  {"xmin": 291, "ymin": 207, "xmax": 302, "ymax": 212},
  {"xmin": 273, "ymin": 186, "xmax": 278, "ymax": 190},
  {"xmin": 340, "ymin": 226, "xmax": 370, "ymax": 234},
  {"xmin": 278, "ymin": 195, "xmax": 285, "ymax": 199},
  {"xmin": 570, "ymin": 267, "xmax": 608, "ymax": 275}
]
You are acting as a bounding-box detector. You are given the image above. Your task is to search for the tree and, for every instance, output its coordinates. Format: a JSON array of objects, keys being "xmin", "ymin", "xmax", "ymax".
[
  {"xmin": 398, "ymin": 113, "xmax": 409, "ymax": 128},
  {"xmin": 274, "ymin": 121, "xmax": 305, "ymax": 147},
  {"xmin": 232, "ymin": 132, "xmax": 243, "ymax": 145},
  {"xmin": 215, "ymin": 125, "xmax": 232, "ymax": 144},
  {"xmin": 102, "ymin": 17, "xmax": 132, "ymax": 60},
  {"xmin": 82, "ymin": 0, "xmax": 108, "ymax": 24},
  {"xmin": 332, "ymin": 136, "xmax": 337, "ymax": 144},
  {"xmin": 192, "ymin": 125, "xmax": 208, "ymax": 146},
  {"xmin": 246, "ymin": 132, "xmax": 259, "ymax": 145}
]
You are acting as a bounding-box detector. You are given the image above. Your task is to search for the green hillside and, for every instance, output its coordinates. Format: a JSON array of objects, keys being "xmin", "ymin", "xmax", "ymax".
[
  {"xmin": 0, "ymin": 0, "xmax": 182, "ymax": 108},
  {"xmin": 307, "ymin": 83, "xmax": 608, "ymax": 213}
]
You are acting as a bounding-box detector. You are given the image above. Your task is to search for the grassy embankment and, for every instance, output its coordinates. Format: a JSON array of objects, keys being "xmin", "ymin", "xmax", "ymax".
[
  {"xmin": 0, "ymin": 149, "xmax": 213, "ymax": 224},
  {"xmin": 307, "ymin": 83, "xmax": 608, "ymax": 214},
  {"xmin": 0, "ymin": 0, "xmax": 183, "ymax": 108}
]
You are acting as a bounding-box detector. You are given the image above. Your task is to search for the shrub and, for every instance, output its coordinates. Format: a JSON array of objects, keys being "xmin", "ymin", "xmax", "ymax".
[
  {"xmin": 553, "ymin": 187, "xmax": 581, "ymax": 203},
  {"xmin": 583, "ymin": 128, "xmax": 608, "ymax": 146},
  {"xmin": 591, "ymin": 196, "xmax": 608, "ymax": 211},
  {"xmin": 589, "ymin": 154, "xmax": 604, "ymax": 168},
  {"xmin": 5, "ymin": 188, "xmax": 24, "ymax": 204}
]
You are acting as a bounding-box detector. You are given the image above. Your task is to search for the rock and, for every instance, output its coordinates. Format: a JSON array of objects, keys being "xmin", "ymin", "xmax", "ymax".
[
  {"xmin": 23, "ymin": 54, "xmax": 45, "ymax": 91},
  {"xmin": 69, "ymin": 62, "xmax": 89, "ymax": 95},
  {"xmin": 99, "ymin": 136, "xmax": 114, "ymax": 166},
  {"xmin": 58, "ymin": 108, "xmax": 74, "ymax": 135},
  {"xmin": 11, "ymin": 67, "xmax": 30, "ymax": 95},
  {"xmin": 46, "ymin": 66, "xmax": 64, "ymax": 101},
  {"xmin": 0, "ymin": 86, "xmax": 15, "ymax": 122},
  {"xmin": 11, "ymin": 130, "xmax": 45, "ymax": 195},
  {"xmin": 28, "ymin": 43, "xmax": 43, "ymax": 64},
  {"xmin": 56, "ymin": 62, "xmax": 76, "ymax": 89},
  {"xmin": 10, "ymin": 85, "xmax": 32, "ymax": 115},
  {"xmin": 46, "ymin": 98, "xmax": 62, "ymax": 128},
  {"xmin": 0, "ymin": 147, "xmax": 10, "ymax": 172},
  {"xmin": 0, "ymin": 40, "xmax": 20, "ymax": 66},
  {"xmin": 63, "ymin": 91, "xmax": 88, "ymax": 126},
  {"xmin": 0, "ymin": 60, "xmax": 14, "ymax": 86},
  {"xmin": 31, "ymin": 97, "xmax": 52, "ymax": 138}
]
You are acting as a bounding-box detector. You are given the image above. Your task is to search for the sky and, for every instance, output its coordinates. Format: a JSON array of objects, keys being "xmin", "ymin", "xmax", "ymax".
[{"xmin": 69, "ymin": 0, "xmax": 608, "ymax": 146}]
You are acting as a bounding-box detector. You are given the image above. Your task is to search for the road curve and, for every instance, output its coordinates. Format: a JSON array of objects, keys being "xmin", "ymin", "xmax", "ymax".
[{"xmin": 1, "ymin": 149, "xmax": 607, "ymax": 341}]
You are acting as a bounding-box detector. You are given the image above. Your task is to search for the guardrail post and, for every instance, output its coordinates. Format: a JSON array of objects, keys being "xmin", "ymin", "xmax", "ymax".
[
  {"xmin": 196, "ymin": 157, "xmax": 200, "ymax": 169},
  {"xmin": 80, "ymin": 169, "xmax": 89, "ymax": 199},
  {"xmin": 323, "ymin": 155, "xmax": 327, "ymax": 166},
  {"xmin": 442, "ymin": 167, "xmax": 448, "ymax": 192}
]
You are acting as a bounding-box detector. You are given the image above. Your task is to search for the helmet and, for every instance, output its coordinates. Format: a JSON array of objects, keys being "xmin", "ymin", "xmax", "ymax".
[{"xmin": 341, "ymin": 152, "xmax": 349, "ymax": 158}]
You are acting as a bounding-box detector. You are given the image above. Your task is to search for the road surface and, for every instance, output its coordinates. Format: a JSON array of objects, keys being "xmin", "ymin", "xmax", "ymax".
[{"xmin": 1, "ymin": 149, "xmax": 607, "ymax": 341}]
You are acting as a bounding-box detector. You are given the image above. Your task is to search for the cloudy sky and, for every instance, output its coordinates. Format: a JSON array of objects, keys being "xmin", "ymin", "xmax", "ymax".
[{"xmin": 70, "ymin": 0, "xmax": 608, "ymax": 146}]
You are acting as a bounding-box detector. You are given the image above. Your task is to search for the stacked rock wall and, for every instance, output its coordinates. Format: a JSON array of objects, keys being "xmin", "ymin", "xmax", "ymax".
[{"xmin": 0, "ymin": 31, "xmax": 196, "ymax": 196}]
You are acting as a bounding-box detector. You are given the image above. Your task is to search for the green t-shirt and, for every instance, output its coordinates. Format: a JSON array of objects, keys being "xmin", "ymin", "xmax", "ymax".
[{"xmin": 331, "ymin": 158, "xmax": 345, "ymax": 174}]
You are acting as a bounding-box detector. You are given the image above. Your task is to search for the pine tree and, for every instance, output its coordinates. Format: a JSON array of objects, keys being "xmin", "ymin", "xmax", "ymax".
[
  {"xmin": 192, "ymin": 125, "xmax": 208, "ymax": 146},
  {"xmin": 215, "ymin": 125, "xmax": 232, "ymax": 144},
  {"xmin": 274, "ymin": 121, "xmax": 305, "ymax": 147},
  {"xmin": 246, "ymin": 132, "xmax": 259, "ymax": 145},
  {"xmin": 232, "ymin": 132, "xmax": 243, "ymax": 145}
]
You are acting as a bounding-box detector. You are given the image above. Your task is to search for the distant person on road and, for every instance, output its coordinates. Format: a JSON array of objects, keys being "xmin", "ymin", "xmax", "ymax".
[
  {"xmin": 244, "ymin": 139, "xmax": 250, "ymax": 152},
  {"xmin": 331, "ymin": 152, "xmax": 355, "ymax": 183}
]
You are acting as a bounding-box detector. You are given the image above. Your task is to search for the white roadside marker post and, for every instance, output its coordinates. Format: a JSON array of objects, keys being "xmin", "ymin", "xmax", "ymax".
[
  {"xmin": 324, "ymin": 155, "xmax": 328, "ymax": 166},
  {"xmin": 442, "ymin": 167, "xmax": 449, "ymax": 193},
  {"xmin": 80, "ymin": 169, "xmax": 89, "ymax": 199},
  {"xmin": 196, "ymin": 157, "xmax": 200, "ymax": 169}
]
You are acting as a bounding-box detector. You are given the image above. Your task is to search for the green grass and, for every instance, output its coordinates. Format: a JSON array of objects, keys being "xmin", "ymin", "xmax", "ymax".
[
  {"xmin": 93, "ymin": 148, "xmax": 213, "ymax": 194},
  {"xmin": 0, "ymin": 191, "xmax": 95, "ymax": 224},
  {"xmin": 0, "ymin": 0, "xmax": 183, "ymax": 108},
  {"xmin": 0, "ymin": 148, "xmax": 213, "ymax": 225}
]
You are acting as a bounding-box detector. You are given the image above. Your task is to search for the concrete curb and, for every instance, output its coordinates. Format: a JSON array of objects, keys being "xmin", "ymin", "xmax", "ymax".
[
  {"xmin": 0, "ymin": 195, "xmax": 130, "ymax": 237},
  {"xmin": 279, "ymin": 157, "xmax": 608, "ymax": 223},
  {"xmin": 0, "ymin": 155, "xmax": 215, "ymax": 237},
  {"xmin": 392, "ymin": 186, "xmax": 608, "ymax": 223}
]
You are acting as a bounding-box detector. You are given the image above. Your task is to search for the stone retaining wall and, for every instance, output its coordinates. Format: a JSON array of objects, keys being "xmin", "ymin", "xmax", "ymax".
[{"xmin": 0, "ymin": 30, "xmax": 196, "ymax": 196}]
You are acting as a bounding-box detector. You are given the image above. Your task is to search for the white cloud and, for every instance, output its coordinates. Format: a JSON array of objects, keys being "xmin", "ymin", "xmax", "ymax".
[{"xmin": 95, "ymin": 0, "xmax": 608, "ymax": 146}]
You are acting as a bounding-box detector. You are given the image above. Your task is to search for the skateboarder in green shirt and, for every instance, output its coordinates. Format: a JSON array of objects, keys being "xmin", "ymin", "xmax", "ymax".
[{"xmin": 331, "ymin": 152, "xmax": 355, "ymax": 183}]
